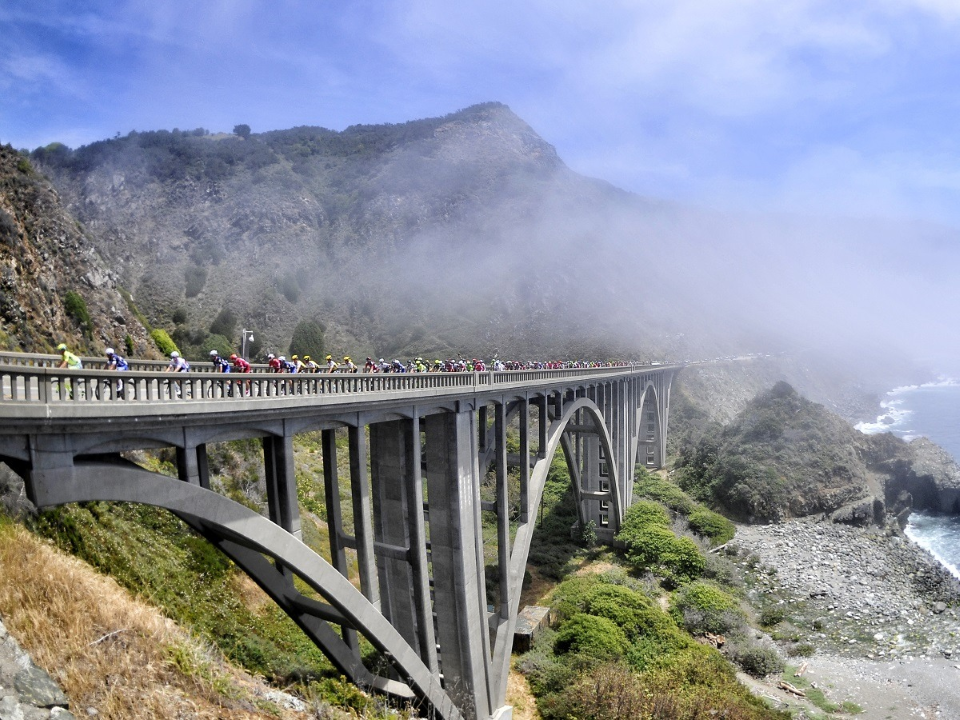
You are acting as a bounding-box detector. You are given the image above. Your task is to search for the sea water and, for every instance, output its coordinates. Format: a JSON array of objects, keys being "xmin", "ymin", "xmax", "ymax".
[{"xmin": 856, "ymin": 381, "xmax": 960, "ymax": 579}]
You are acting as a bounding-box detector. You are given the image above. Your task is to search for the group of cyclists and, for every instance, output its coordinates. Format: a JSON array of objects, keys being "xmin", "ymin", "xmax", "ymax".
[
  {"xmin": 51, "ymin": 341, "xmax": 641, "ymax": 401},
  {"xmin": 252, "ymin": 354, "xmax": 632, "ymax": 374},
  {"xmin": 56, "ymin": 343, "xmax": 632, "ymax": 379}
]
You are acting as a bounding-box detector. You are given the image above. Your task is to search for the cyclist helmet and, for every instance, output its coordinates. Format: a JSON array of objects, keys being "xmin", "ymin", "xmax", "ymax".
[
  {"xmin": 230, "ymin": 354, "xmax": 237, "ymax": 360},
  {"xmin": 170, "ymin": 351, "xmax": 179, "ymax": 358},
  {"xmin": 209, "ymin": 350, "xmax": 218, "ymax": 356},
  {"xmin": 57, "ymin": 343, "xmax": 67, "ymax": 351},
  {"xmin": 105, "ymin": 348, "xmax": 114, "ymax": 355},
  {"xmin": 267, "ymin": 353, "xmax": 275, "ymax": 359}
]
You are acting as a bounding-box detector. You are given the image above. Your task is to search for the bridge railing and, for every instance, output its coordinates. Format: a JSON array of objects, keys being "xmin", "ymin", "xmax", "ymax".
[{"xmin": 0, "ymin": 361, "xmax": 660, "ymax": 405}]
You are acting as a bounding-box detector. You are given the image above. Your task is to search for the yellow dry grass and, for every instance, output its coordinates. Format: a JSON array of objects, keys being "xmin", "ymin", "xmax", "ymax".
[
  {"xmin": 0, "ymin": 520, "xmax": 309, "ymax": 719},
  {"xmin": 506, "ymin": 669, "xmax": 540, "ymax": 720}
]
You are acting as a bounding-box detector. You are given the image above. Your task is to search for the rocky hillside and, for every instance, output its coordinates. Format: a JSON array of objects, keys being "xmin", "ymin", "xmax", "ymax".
[
  {"xmin": 673, "ymin": 380, "xmax": 960, "ymax": 523},
  {"xmin": 0, "ymin": 145, "xmax": 151, "ymax": 355},
  {"xmin": 30, "ymin": 103, "xmax": 682, "ymax": 362}
]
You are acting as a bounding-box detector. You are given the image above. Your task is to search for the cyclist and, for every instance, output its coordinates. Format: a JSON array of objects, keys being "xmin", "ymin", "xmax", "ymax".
[
  {"xmin": 165, "ymin": 351, "xmax": 189, "ymax": 372},
  {"xmin": 210, "ymin": 349, "xmax": 231, "ymax": 373},
  {"xmin": 57, "ymin": 343, "xmax": 82, "ymax": 369}
]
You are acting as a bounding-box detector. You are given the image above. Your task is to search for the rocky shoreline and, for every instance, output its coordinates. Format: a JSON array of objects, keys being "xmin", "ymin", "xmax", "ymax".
[{"xmin": 733, "ymin": 517, "xmax": 960, "ymax": 718}]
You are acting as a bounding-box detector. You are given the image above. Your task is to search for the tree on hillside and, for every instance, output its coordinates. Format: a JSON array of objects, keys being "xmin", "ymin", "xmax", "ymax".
[
  {"xmin": 209, "ymin": 307, "xmax": 237, "ymax": 339},
  {"xmin": 289, "ymin": 319, "xmax": 325, "ymax": 359},
  {"xmin": 233, "ymin": 124, "xmax": 251, "ymax": 139}
]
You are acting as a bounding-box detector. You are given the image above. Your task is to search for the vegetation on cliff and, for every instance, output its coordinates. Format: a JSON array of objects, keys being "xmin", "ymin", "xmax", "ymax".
[{"xmin": 0, "ymin": 145, "xmax": 151, "ymax": 354}]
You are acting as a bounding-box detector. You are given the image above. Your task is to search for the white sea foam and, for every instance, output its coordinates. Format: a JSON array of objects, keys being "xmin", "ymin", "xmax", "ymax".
[
  {"xmin": 855, "ymin": 398, "xmax": 913, "ymax": 435},
  {"xmin": 905, "ymin": 513, "xmax": 960, "ymax": 581}
]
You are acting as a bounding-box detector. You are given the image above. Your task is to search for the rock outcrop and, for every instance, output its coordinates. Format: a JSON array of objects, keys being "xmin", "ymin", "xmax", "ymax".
[{"xmin": 0, "ymin": 145, "xmax": 151, "ymax": 355}]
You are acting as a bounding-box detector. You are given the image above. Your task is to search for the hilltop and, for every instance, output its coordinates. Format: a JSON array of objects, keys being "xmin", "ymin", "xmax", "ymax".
[{"xmin": 28, "ymin": 103, "xmax": 678, "ymax": 362}]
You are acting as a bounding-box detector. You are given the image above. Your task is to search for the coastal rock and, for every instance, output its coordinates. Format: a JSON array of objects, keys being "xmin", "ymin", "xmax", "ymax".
[
  {"xmin": 866, "ymin": 435, "xmax": 960, "ymax": 514},
  {"xmin": 830, "ymin": 497, "xmax": 884, "ymax": 527}
]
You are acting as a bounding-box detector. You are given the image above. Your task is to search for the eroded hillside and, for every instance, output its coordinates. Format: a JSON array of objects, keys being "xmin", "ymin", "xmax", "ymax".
[{"xmin": 0, "ymin": 145, "xmax": 150, "ymax": 354}]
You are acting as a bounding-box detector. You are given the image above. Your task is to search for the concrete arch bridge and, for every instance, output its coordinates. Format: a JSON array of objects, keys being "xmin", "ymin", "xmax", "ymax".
[{"xmin": 0, "ymin": 357, "xmax": 678, "ymax": 720}]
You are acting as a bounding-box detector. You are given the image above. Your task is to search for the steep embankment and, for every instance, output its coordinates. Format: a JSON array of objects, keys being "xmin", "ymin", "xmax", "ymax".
[
  {"xmin": 673, "ymin": 380, "xmax": 960, "ymax": 522},
  {"xmin": 0, "ymin": 144, "xmax": 150, "ymax": 354}
]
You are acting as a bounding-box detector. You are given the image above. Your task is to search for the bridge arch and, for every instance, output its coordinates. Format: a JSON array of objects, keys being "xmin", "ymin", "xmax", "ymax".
[{"xmin": 32, "ymin": 455, "xmax": 463, "ymax": 720}]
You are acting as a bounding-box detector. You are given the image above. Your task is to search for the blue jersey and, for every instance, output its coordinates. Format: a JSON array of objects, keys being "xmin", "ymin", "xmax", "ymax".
[{"xmin": 108, "ymin": 354, "xmax": 129, "ymax": 370}]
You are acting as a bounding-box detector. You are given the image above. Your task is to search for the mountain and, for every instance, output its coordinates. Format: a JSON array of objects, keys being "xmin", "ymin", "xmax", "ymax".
[
  {"xmin": 6, "ymin": 101, "xmax": 951, "ymax": 391},
  {"xmin": 25, "ymin": 103, "xmax": 769, "ymax": 364},
  {"xmin": 0, "ymin": 145, "xmax": 150, "ymax": 354}
]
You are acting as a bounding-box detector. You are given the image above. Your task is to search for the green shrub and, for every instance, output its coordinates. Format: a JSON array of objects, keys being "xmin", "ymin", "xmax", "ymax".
[
  {"xmin": 619, "ymin": 524, "xmax": 705, "ymax": 585},
  {"xmin": 584, "ymin": 585, "xmax": 677, "ymax": 641},
  {"xmin": 634, "ymin": 474, "xmax": 695, "ymax": 515},
  {"xmin": 63, "ymin": 290, "xmax": 92, "ymax": 336},
  {"xmin": 687, "ymin": 508, "xmax": 736, "ymax": 545},
  {"xmin": 308, "ymin": 675, "xmax": 371, "ymax": 713},
  {"xmin": 726, "ymin": 639, "xmax": 785, "ymax": 677},
  {"xmin": 759, "ymin": 606, "xmax": 786, "ymax": 627},
  {"xmin": 209, "ymin": 307, "xmax": 237, "ymax": 338},
  {"xmin": 517, "ymin": 628, "xmax": 576, "ymax": 697},
  {"xmin": 670, "ymin": 581, "xmax": 745, "ymax": 635},
  {"xmin": 289, "ymin": 319, "xmax": 325, "ymax": 358},
  {"xmin": 278, "ymin": 274, "xmax": 301, "ymax": 303},
  {"xmin": 554, "ymin": 613, "xmax": 629, "ymax": 660},
  {"xmin": 184, "ymin": 264, "xmax": 207, "ymax": 298},
  {"xmin": 123, "ymin": 334, "xmax": 135, "ymax": 357},
  {"xmin": 789, "ymin": 642, "xmax": 815, "ymax": 657},
  {"xmin": 701, "ymin": 552, "xmax": 742, "ymax": 589},
  {"xmin": 617, "ymin": 501, "xmax": 670, "ymax": 541},
  {"xmin": 626, "ymin": 625, "xmax": 695, "ymax": 672},
  {"xmin": 172, "ymin": 307, "xmax": 188, "ymax": 324},
  {"xmin": 150, "ymin": 328, "xmax": 179, "ymax": 356},
  {"xmin": 551, "ymin": 575, "xmax": 604, "ymax": 623}
]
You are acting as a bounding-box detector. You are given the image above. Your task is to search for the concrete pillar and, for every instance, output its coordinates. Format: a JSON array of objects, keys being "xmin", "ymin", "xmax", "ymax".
[
  {"xmin": 494, "ymin": 403, "xmax": 510, "ymax": 619},
  {"xmin": 349, "ymin": 424, "xmax": 380, "ymax": 609},
  {"xmin": 518, "ymin": 397, "xmax": 530, "ymax": 523},
  {"xmin": 424, "ymin": 411, "xmax": 492, "ymax": 720},
  {"xmin": 263, "ymin": 434, "xmax": 301, "ymax": 539},
  {"xmin": 322, "ymin": 429, "xmax": 359, "ymax": 653},
  {"xmin": 537, "ymin": 395, "xmax": 548, "ymax": 458},
  {"xmin": 177, "ymin": 441, "xmax": 209, "ymax": 490},
  {"xmin": 369, "ymin": 419, "xmax": 423, "ymax": 656}
]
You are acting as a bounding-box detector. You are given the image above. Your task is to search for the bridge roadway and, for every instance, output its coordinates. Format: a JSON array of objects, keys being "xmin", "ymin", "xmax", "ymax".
[{"xmin": 0, "ymin": 353, "xmax": 679, "ymax": 720}]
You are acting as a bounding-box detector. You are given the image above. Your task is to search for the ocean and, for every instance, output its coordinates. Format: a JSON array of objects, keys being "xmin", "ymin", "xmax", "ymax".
[{"xmin": 856, "ymin": 381, "xmax": 960, "ymax": 579}]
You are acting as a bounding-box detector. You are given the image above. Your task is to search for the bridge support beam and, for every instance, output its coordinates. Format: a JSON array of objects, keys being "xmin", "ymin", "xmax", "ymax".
[
  {"xmin": 369, "ymin": 418, "xmax": 437, "ymax": 670},
  {"xmin": 424, "ymin": 410, "xmax": 492, "ymax": 720},
  {"xmin": 263, "ymin": 432, "xmax": 301, "ymax": 540}
]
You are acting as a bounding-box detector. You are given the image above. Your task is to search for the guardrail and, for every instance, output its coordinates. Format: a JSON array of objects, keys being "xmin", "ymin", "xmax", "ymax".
[{"xmin": 0, "ymin": 360, "xmax": 667, "ymax": 405}]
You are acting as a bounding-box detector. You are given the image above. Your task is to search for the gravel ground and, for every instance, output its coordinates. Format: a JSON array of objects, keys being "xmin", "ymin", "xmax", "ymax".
[{"xmin": 733, "ymin": 518, "xmax": 960, "ymax": 719}]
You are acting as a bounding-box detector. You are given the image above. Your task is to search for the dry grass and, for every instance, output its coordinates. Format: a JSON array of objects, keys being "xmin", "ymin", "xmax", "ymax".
[
  {"xmin": 0, "ymin": 520, "xmax": 310, "ymax": 719},
  {"xmin": 506, "ymin": 668, "xmax": 540, "ymax": 720}
]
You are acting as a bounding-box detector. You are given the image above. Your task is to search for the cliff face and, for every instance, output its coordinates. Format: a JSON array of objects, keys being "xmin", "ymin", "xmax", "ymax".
[
  {"xmin": 0, "ymin": 145, "xmax": 150, "ymax": 354},
  {"xmin": 674, "ymin": 379, "xmax": 960, "ymax": 523},
  {"xmin": 864, "ymin": 434, "xmax": 960, "ymax": 514}
]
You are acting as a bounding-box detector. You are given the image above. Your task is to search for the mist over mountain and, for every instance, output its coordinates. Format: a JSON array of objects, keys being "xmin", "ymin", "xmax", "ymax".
[{"xmin": 13, "ymin": 102, "xmax": 956, "ymax": 386}]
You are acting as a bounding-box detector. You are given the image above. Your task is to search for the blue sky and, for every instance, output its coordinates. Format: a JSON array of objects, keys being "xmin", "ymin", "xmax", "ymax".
[{"xmin": 5, "ymin": 1, "xmax": 960, "ymax": 226}]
